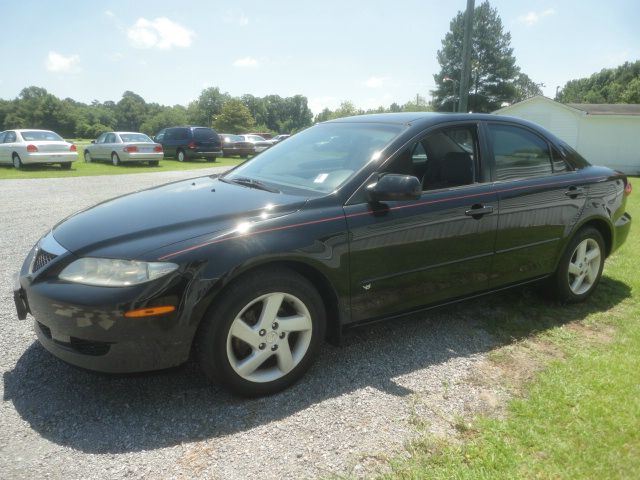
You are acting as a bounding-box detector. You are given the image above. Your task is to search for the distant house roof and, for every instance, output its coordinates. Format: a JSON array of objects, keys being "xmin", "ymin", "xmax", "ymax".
[{"xmin": 566, "ymin": 103, "xmax": 640, "ymax": 116}]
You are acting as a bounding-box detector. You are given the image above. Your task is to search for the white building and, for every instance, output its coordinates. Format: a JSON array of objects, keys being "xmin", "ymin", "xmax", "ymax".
[{"xmin": 494, "ymin": 96, "xmax": 640, "ymax": 175}]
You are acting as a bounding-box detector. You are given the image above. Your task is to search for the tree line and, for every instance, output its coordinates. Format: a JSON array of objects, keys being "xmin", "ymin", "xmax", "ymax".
[{"xmin": 0, "ymin": 86, "xmax": 317, "ymax": 138}]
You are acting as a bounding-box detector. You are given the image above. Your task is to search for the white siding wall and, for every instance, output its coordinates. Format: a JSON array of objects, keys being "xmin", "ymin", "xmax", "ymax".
[
  {"xmin": 578, "ymin": 116, "xmax": 640, "ymax": 175},
  {"xmin": 498, "ymin": 100, "xmax": 580, "ymax": 146}
]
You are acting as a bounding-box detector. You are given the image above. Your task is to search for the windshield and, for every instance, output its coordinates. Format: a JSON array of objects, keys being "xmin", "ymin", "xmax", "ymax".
[
  {"xmin": 225, "ymin": 122, "xmax": 405, "ymax": 194},
  {"xmin": 120, "ymin": 133, "xmax": 153, "ymax": 143},
  {"xmin": 20, "ymin": 130, "xmax": 63, "ymax": 141}
]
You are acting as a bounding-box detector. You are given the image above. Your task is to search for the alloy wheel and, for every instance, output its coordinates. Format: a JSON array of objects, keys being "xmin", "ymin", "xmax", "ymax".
[{"xmin": 567, "ymin": 238, "xmax": 601, "ymax": 295}]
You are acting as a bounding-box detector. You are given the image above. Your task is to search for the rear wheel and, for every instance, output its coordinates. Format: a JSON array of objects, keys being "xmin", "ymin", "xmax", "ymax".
[
  {"xmin": 206, "ymin": 156, "xmax": 217, "ymax": 162},
  {"xmin": 111, "ymin": 152, "xmax": 121, "ymax": 166},
  {"xmin": 149, "ymin": 160, "xmax": 159, "ymax": 167},
  {"xmin": 197, "ymin": 268, "xmax": 326, "ymax": 397},
  {"xmin": 551, "ymin": 227, "xmax": 605, "ymax": 302},
  {"xmin": 84, "ymin": 151, "xmax": 92, "ymax": 163},
  {"xmin": 176, "ymin": 149, "xmax": 186, "ymax": 162},
  {"xmin": 13, "ymin": 154, "xmax": 23, "ymax": 169}
]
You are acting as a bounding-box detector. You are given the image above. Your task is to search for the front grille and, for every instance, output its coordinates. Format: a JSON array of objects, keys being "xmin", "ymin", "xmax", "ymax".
[{"xmin": 31, "ymin": 249, "xmax": 57, "ymax": 273}]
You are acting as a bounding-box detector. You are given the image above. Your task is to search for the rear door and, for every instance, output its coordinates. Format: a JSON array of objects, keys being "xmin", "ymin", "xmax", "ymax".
[
  {"xmin": 193, "ymin": 127, "xmax": 221, "ymax": 153},
  {"xmin": 345, "ymin": 122, "xmax": 498, "ymax": 322},
  {"xmin": 0, "ymin": 132, "xmax": 7, "ymax": 163},
  {"xmin": 486, "ymin": 121, "xmax": 589, "ymax": 287}
]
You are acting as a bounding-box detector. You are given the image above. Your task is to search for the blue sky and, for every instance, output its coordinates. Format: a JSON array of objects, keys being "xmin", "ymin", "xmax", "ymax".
[{"xmin": 2, "ymin": 0, "xmax": 639, "ymax": 113}]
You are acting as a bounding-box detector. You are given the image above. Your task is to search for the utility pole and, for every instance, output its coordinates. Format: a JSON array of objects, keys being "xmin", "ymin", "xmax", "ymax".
[{"xmin": 458, "ymin": 0, "xmax": 475, "ymax": 113}]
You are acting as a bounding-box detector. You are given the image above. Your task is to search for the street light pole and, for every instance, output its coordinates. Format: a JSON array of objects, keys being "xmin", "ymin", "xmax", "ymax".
[{"xmin": 458, "ymin": 0, "xmax": 475, "ymax": 113}]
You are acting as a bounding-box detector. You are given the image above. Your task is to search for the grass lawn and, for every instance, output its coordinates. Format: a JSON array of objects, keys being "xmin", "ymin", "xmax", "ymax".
[
  {"xmin": 0, "ymin": 140, "xmax": 244, "ymax": 179},
  {"xmin": 382, "ymin": 190, "xmax": 639, "ymax": 479}
]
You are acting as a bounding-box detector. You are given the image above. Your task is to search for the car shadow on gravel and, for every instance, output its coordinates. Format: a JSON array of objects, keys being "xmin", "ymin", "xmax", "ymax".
[{"xmin": 3, "ymin": 276, "xmax": 630, "ymax": 454}]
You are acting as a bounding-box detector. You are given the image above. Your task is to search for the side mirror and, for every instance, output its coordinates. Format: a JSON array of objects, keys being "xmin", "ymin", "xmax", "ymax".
[
  {"xmin": 367, "ymin": 174, "xmax": 422, "ymax": 202},
  {"xmin": 90, "ymin": 140, "xmax": 95, "ymax": 144}
]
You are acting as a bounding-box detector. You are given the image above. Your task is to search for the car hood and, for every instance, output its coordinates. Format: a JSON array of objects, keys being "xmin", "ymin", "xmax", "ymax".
[{"xmin": 52, "ymin": 176, "xmax": 307, "ymax": 259}]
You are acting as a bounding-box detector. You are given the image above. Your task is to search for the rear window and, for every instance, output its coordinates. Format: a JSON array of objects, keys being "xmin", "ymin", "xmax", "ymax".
[
  {"xmin": 194, "ymin": 128, "xmax": 218, "ymax": 142},
  {"xmin": 20, "ymin": 130, "xmax": 64, "ymax": 141},
  {"xmin": 120, "ymin": 133, "xmax": 153, "ymax": 143}
]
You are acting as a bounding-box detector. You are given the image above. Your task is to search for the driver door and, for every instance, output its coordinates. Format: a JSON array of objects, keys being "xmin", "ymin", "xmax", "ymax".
[{"xmin": 344, "ymin": 123, "xmax": 498, "ymax": 323}]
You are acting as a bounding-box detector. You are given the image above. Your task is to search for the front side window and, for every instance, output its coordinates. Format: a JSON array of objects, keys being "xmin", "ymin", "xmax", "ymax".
[
  {"xmin": 385, "ymin": 125, "xmax": 479, "ymax": 191},
  {"xmin": 105, "ymin": 133, "xmax": 117, "ymax": 143},
  {"xmin": 225, "ymin": 122, "xmax": 405, "ymax": 194},
  {"xmin": 5, "ymin": 131, "xmax": 17, "ymax": 143},
  {"xmin": 96, "ymin": 133, "xmax": 107, "ymax": 144},
  {"xmin": 489, "ymin": 124, "xmax": 552, "ymax": 181},
  {"xmin": 0, "ymin": 132, "xmax": 5, "ymax": 143}
]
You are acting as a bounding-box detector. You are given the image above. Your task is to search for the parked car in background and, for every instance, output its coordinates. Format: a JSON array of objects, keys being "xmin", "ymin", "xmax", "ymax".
[
  {"xmin": 247, "ymin": 132, "xmax": 273, "ymax": 140},
  {"xmin": 267, "ymin": 134, "xmax": 291, "ymax": 145},
  {"xmin": 13, "ymin": 113, "xmax": 631, "ymax": 397},
  {"xmin": 239, "ymin": 134, "xmax": 271, "ymax": 153},
  {"xmin": 154, "ymin": 126, "xmax": 223, "ymax": 162},
  {"xmin": 0, "ymin": 129, "xmax": 77, "ymax": 169},
  {"xmin": 219, "ymin": 133, "xmax": 255, "ymax": 158},
  {"xmin": 84, "ymin": 132, "xmax": 163, "ymax": 166}
]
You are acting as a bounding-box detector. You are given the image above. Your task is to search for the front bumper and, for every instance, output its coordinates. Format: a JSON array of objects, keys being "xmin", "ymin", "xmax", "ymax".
[{"xmin": 14, "ymin": 243, "xmax": 197, "ymax": 373}]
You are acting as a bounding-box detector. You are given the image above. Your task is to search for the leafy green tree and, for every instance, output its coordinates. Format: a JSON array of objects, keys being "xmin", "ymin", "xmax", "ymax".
[
  {"xmin": 188, "ymin": 87, "xmax": 230, "ymax": 127},
  {"xmin": 213, "ymin": 99, "xmax": 255, "ymax": 133},
  {"xmin": 140, "ymin": 105, "xmax": 189, "ymax": 135},
  {"xmin": 115, "ymin": 91, "xmax": 147, "ymax": 131},
  {"xmin": 556, "ymin": 61, "xmax": 640, "ymax": 103},
  {"xmin": 433, "ymin": 1, "xmax": 531, "ymax": 112}
]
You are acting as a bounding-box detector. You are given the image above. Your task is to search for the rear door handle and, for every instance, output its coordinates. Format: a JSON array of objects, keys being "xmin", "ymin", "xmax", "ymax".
[
  {"xmin": 465, "ymin": 204, "xmax": 494, "ymax": 219},
  {"xmin": 564, "ymin": 186, "xmax": 586, "ymax": 198}
]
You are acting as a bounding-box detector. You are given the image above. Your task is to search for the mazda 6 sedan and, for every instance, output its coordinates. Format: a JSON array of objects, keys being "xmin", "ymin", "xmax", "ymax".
[
  {"xmin": 0, "ymin": 129, "xmax": 77, "ymax": 169},
  {"xmin": 84, "ymin": 132, "xmax": 163, "ymax": 166},
  {"xmin": 14, "ymin": 113, "xmax": 632, "ymax": 396}
]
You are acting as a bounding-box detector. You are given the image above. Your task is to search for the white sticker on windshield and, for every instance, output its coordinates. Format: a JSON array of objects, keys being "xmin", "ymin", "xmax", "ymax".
[{"xmin": 313, "ymin": 173, "xmax": 329, "ymax": 183}]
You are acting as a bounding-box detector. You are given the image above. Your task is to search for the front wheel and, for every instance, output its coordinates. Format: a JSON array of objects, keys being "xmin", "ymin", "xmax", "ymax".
[
  {"xmin": 197, "ymin": 268, "xmax": 326, "ymax": 396},
  {"xmin": 551, "ymin": 227, "xmax": 605, "ymax": 302},
  {"xmin": 84, "ymin": 151, "xmax": 92, "ymax": 163},
  {"xmin": 111, "ymin": 152, "xmax": 121, "ymax": 166}
]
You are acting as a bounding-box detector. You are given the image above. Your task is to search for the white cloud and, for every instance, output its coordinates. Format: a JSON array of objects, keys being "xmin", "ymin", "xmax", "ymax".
[
  {"xmin": 364, "ymin": 76, "xmax": 387, "ymax": 88},
  {"xmin": 239, "ymin": 14, "xmax": 249, "ymax": 26},
  {"xmin": 517, "ymin": 8, "xmax": 556, "ymax": 26},
  {"xmin": 233, "ymin": 56, "xmax": 258, "ymax": 67},
  {"xmin": 45, "ymin": 51, "xmax": 81, "ymax": 73},
  {"xmin": 104, "ymin": 10, "xmax": 115, "ymax": 18},
  {"xmin": 127, "ymin": 17, "xmax": 194, "ymax": 49}
]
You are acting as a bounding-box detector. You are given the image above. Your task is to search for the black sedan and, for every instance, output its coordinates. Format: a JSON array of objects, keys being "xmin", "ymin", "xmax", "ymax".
[{"xmin": 14, "ymin": 113, "xmax": 632, "ymax": 396}]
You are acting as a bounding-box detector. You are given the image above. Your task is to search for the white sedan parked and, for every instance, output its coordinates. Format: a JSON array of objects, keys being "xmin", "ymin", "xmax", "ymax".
[
  {"xmin": 0, "ymin": 129, "xmax": 77, "ymax": 169},
  {"xmin": 84, "ymin": 132, "xmax": 163, "ymax": 166}
]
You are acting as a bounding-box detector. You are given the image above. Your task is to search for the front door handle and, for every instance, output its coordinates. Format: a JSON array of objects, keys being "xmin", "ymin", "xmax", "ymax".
[
  {"xmin": 564, "ymin": 186, "xmax": 586, "ymax": 198},
  {"xmin": 465, "ymin": 204, "xmax": 494, "ymax": 219}
]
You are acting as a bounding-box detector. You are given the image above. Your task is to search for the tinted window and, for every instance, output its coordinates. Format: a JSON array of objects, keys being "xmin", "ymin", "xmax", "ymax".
[
  {"xmin": 558, "ymin": 141, "xmax": 590, "ymax": 169},
  {"xmin": 194, "ymin": 128, "xmax": 217, "ymax": 142},
  {"xmin": 489, "ymin": 124, "xmax": 552, "ymax": 181},
  {"xmin": 176, "ymin": 128, "xmax": 190, "ymax": 141},
  {"xmin": 387, "ymin": 125, "xmax": 478, "ymax": 191},
  {"xmin": 20, "ymin": 131, "xmax": 63, "ymax": 141},
  {"xmin": 551, "ymin": 146, "xmax": 569, "ymax": 173}
]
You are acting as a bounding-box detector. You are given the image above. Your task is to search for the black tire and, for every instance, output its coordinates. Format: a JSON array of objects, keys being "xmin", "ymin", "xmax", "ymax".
[
  {"xmin": 149, "ymin": 160, "xmax": 159, "ymax": 167},
  {"xmin": 13, "ymin": 154, "xmax": 23, "ymax": 169},
  {"xmin": 206, "ymin": 156, "xmax": 217, "ymax": 162},
  {"xmin": 111, "ymin": 152, "xmax": 121, "ymax": 166},
  {"xmin": 84, "ymin": 151, "xmax": 92, "ymax": 163},
  {"xmin": 550, "ymin": 226, "xmax": 605, "ymax": 303},
  {"xmin": 176, "ymin": 149, "xmax": 186, "ymax": 162},
  {"xmin": 197, "ymin": 267, "xmax": 326, "ymax": 397},
  {"xmin": 60, "ymin": 162, "xmax": 72, "ymax": 170}
]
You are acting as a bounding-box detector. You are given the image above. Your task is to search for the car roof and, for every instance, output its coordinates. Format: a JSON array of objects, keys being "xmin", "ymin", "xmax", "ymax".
[
  {"xmin": 111, "ymin": 131, "xmax": 149, "ymax": 135},
  {"xmin": 13, "ymin": 129, "xmax": 56, "ymax": 133}
]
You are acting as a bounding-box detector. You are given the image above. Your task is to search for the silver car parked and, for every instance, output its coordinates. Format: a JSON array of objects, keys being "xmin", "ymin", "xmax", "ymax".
[
  {"xmin": 84, "ymin": 132, "xmax": 163, "ymax": 166},
  {"xmin": 0, "ymin": 129, "xmax": 77, "ymax": 169}
]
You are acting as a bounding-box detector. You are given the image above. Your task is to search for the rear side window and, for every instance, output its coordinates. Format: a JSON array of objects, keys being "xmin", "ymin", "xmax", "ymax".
[
  {"xmin": 194, "ymin": 128, "xmax": 218, "ymax": 141},
  {"xmin": 489, "ymin": 124, "xmax": 552, "ymax": 181}
]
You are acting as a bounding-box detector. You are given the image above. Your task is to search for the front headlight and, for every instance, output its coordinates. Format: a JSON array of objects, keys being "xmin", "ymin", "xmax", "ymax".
[{"xmin": 59, "ymin": 258, "xmax": 178, "ymax": 287}]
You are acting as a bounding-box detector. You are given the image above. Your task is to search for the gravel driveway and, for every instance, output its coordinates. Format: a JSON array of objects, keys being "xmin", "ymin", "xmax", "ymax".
[{"xmin": 0, "ymin": 168, "xmax": 502, "ymax": 479}]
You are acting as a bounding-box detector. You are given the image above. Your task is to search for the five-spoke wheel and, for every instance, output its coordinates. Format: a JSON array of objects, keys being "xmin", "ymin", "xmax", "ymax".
[
  {"xmin": 197, "ymin": 268, "xmax": 325, "ymax": 396},
  {"xmin": 552, "ymin": 227, "xmax": 605, "ymax": 302}
]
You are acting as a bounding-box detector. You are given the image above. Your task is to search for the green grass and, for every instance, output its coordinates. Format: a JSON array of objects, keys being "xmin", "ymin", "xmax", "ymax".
[
  {"xmin": 0, "ymin": 141, "xmax": 244, "ymax": 179},
  {"xmin": 382, "ymin": 192, "xmax": 639, "ymax": 479}
]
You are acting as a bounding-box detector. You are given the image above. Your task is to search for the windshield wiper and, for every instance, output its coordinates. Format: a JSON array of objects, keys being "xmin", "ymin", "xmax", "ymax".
[{"xmin": 222, "ymin": 176, "xmax": 280, "ymax": 193}]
